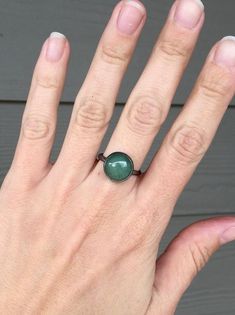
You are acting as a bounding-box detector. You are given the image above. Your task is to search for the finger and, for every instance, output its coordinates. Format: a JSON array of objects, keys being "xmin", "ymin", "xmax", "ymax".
[
  {"xmin": 141, "ymin": 37, "xmax": 235, "ymax": 206},
  {"xmin": 147, "ymin": 216, "xmax": 235, "ymax": 314},
  {"xmin": 11, "ymin": 32, "xmax": 70, "ymax": 186},
  {"xmin": 99, "ymin": 0, "xmax": 204, "ymax": 175},
  {"xmin": 51, "ymin": 0, "xmax": 146, "ymax": 184}
]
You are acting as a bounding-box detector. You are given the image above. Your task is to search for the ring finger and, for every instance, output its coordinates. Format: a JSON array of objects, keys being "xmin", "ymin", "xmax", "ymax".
[{"xmin": 51, "ymin": 0, "xmax": 146, "ymax": 185}]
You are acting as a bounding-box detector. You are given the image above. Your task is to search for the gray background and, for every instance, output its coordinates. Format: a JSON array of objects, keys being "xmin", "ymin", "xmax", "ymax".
[{"xmin": 0, "ymin": 0, "xmax": 234, "ymax": 314}]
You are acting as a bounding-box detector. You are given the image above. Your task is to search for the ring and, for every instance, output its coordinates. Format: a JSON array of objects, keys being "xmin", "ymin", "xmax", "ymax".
[{"xmin": 97, "ymin": 152, "xmax": 142, "ymax": 182}]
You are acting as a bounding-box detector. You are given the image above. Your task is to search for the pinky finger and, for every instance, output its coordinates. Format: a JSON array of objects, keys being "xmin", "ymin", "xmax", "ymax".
[
  {"xmin": 10, "ymin": 32, "xmax": 70, "ymax": 188},
  {"xmin": 147, "ymin": 216, "xmax": 235, "ymax": 315}
]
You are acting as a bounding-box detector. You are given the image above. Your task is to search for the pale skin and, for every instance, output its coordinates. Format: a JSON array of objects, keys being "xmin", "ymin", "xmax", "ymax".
[{"xmin": 0, "ymin": 0, "xmax": 235, "ymax": 313}]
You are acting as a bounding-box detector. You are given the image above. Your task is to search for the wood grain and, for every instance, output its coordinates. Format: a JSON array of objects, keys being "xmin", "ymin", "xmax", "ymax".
[{"xmin": 0, "ymin": 0, "xmax": 234, "ymax": 105}]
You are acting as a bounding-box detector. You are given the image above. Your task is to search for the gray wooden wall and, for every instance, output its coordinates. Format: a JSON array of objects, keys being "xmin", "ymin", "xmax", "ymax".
[{"xmin": 0, "ymin": 1, "xmax": 234, "ymax": 314}]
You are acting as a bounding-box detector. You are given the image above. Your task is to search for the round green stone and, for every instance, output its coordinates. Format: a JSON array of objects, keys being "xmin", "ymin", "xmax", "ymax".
[{"xmin": 104, "ymin": 152, "xmax": 134, "ymax": 182}]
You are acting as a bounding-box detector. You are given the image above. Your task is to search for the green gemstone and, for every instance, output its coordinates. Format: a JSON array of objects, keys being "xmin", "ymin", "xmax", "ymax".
[{"xmin": 104, "ymin": 152, "xmax": 134, "ymax": 182}]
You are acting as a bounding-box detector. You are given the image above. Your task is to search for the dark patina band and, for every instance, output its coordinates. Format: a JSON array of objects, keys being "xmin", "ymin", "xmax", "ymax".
[{"xmin": 97, "ymin": 152, "xmax": 142, "ymax": 182}]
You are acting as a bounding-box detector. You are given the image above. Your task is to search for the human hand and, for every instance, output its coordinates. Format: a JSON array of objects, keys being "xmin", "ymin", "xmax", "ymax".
[{"xmin": 1, "ymin": 0, "xmax": 235, "ymax": 314}]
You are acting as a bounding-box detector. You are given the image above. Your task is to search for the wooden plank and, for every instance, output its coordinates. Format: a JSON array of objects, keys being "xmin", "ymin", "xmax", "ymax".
[
  {"xmin": 0, "ymin": 103, "xmax": 235, "ymax": 215},
  {"xmin": 0, "ymin": 0, "xmax": 234, "ymax": 105},
  {"xmin": 159, "ymin": 215, "xmax": 235, "ymax": 315}
]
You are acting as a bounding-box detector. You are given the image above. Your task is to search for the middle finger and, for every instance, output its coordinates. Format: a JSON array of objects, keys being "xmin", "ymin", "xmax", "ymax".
[{"xmin": 100, "ymin": 0, "xmax": 205, "ymax": 177}]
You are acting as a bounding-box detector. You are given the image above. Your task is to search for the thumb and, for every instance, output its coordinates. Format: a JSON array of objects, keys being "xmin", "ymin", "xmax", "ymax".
[{"xmin": 148, "ymin": 216, "xmax": 235, "ymax": 315}]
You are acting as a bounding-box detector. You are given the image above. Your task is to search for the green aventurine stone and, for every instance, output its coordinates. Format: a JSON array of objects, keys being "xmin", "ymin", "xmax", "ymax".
[{"xmin": 104, "ymin": 152, "xmax": 134, "ymax": 182}]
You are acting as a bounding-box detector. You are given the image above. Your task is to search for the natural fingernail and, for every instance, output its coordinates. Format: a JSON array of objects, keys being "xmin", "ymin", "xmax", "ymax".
[
  {"xmin": 174, "ymin": 0, "xmax": 204, "ymax": 29},
  {"xmin": 117, "ymin": 0, "xmax": 145, "ymax": 35},
  {"xmin": 214, "ymin": 36, "xmax": 235, "ymax": 67},
  {"xmin": 46, "ymin": 32, "xmax": 66, "ymax": 62},
  {"xmin": 220, "ymin": 226, "xmax": 235, "ymax": 244}
]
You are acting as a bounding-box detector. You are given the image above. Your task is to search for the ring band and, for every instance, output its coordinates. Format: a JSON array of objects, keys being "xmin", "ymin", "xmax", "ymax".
[{"xmin": 97, "ymin": 152, "xmax": 141, "ymax": 182}]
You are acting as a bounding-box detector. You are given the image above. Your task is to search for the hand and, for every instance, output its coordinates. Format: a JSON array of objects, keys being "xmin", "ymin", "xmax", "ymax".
[{"xmin": 1, "ymin": 0, "xmax": 235, "ymax": 314}]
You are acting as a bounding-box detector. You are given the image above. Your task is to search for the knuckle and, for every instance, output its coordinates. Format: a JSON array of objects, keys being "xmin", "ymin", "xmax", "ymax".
[
  {"xmin": 126, "ymin": 94, "xmax": 164, "ymax": 135},
  {"xmin": 23, "ymin": 115, "xmax": 52, "ymax": 140},
  {"xmin": 74, "ymin": 95, "xmax": 110, "ymax": 132},
  {"xmin": 167, "ymin": 124, "xmax": 207, "ymax": 165},
  {"xmin": 118, "ymin": 205, "xmax": 157, "ymax": 253},
  {"xmin": 35, "ymin": 72, "xmax": 60, "ymax": 90},
  {"xmin": 189, "ymin": 242, "xmax": 211, "ymax": 274},
  {"xmin": 125, "ymin": 216, "xmax": 148, "ymax": 248},
  {"xmin": 100, "ymin": 42, "xmax": 129, "ymax": 65},
  {"xmin": 158, "ymin": 38, "xmax": 189, "ymax": 60},
  {"xmin": 198, "ymin": 66, "xmax": 233, "ymax": 101}
]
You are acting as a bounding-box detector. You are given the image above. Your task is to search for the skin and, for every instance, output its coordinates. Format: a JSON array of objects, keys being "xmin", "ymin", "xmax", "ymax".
[{"xmin": 0, "ymin": 0, "xmax": 235, "ymax": 314}]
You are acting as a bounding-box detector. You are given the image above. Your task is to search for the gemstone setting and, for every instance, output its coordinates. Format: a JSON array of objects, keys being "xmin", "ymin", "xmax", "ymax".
[{"xmin": 103, "ymin": 152, "xmax": 134, "ymax": 182}]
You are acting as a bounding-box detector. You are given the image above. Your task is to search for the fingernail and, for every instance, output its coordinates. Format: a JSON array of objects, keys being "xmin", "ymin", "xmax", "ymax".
[
  {"xmin": 46, "ymin": 32, "xmax": 66, "ymax": 62},
  {"xmin": 220, "ymin": 226, "xmax": 235, "ymax": 244},
  {"xmin": 214, "ymin": 36, "xmax": 235, "ymax": 67},
  {"xmin": 174, "ymin": 0, "xmax": 204, "ymax": 29},
  {"xmin": 117, "ymin": 0, "xmax": 145, "ymax": 35}
]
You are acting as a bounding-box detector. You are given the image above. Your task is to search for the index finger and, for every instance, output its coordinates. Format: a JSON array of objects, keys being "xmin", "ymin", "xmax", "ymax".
[{"xmin": 140, "ymin": 37, "xmax": 235, "ymax": 210}]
